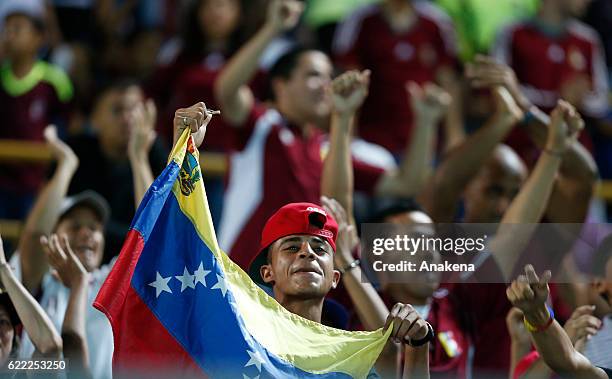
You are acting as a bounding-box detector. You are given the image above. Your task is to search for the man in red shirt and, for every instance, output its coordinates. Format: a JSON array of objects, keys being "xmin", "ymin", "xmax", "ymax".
[
  {"xmin": 332, "ymin": 0, "xmax": 463, "ymax": 155},
  {"xmin": 0, "ymin": 0, "xmax": 73, "ymax": 218},
  {"xmin": 214, "ymin": 0, "xmax": 437, "ymax": 270},
  {"xmin": 492, "ymin": 0, "xmax": 609, "ymax": 161}
]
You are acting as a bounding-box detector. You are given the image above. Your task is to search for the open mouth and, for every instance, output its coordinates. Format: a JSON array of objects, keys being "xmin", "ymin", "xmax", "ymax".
[{"xmin": 74, "ymin": 245, "xmax": 96, "ymax": 259}]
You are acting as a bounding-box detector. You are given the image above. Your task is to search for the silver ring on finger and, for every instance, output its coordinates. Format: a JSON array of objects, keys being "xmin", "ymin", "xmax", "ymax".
[{"xmin": 182, "ymin": 116, "xmax": 190, "ymax": 127}]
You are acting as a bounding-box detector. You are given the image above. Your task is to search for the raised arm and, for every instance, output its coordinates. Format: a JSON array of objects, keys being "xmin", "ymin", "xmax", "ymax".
[
  {"xmin": 321, "ymin": 197, "xmax": 387, "ymax": 330},
  {"xmin": 507, "ymin": 265, "xmax": 609, "ymax": 379},
  {"xmin": 321, "ymin": 197, "xmax": 431, "ymax": 379},
  {"xmin": 376, "ymin": 82, "xmax": 450, "ymax": 199},
  {"xmin": 19, "ymin": 125, "xmax": 79, "ymax": 294},
  {"xmin": 128, "ymin": 99, "xmax": 157, "ymax": 208},
  {"xmin": 490, "ymin": 101, "xmax": 583, "ymax": 280},
  {"xmin": 214, "ymin": 0, "xmax": 303, "ymax": 126},
  {"xmin": 419, "ymin": 86, "xmax": 523, "ymax": 222},
  {"xmin": 468, "ymin": 55, "xmax": 598, "ymax": 222},
  {"xmin": 321, "ymin": 70, "xmax": 370, "ymax": 217},
  {"xmin": 42, "ymin": 234, "xmax": 92, "ymax": 378},
  {"xmin": 0, "ymin": 235, "xmax": 62, "ymax": 357}
]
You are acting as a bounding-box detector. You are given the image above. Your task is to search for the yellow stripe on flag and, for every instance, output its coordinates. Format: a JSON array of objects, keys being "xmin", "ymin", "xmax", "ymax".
[{"xmin": 169, "ymin": 130, "xmax": 391, "ymax": 378}]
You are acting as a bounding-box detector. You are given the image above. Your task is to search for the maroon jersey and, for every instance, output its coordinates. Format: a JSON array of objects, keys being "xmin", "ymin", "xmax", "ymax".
[
  {"xmin": 428, "ymin": 289, "xmax": 470, "ymax": 379},
  {"xmin": 492, "ymin": 19, "xmax": 609, "ymax": 165},
  {"xmin": 218, "ymin": 104, "xmax": 386, "ymax": 269},
  {"xmin": 0, "ymin": 61, "xmax": 72, "ymax": 193},
  {"xmin": 333, "ymin": 2, "xmax": 457, "ymax": 154},
  {"xmin": 372, "ymin": 290, "xmax": 470, "ymax": 379},
  {"xmin": 493, "ymin": 19, "xmax": 609, "ymax": 118}
]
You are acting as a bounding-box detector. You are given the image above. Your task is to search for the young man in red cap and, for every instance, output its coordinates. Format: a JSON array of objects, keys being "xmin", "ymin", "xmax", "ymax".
[
  {"xmin": 252, "ymin": 201, "xmax": 434, "ymax": 378},
  {"xmin": 173, "ymin": 102, "xmax": 436, "ymax": 378}
]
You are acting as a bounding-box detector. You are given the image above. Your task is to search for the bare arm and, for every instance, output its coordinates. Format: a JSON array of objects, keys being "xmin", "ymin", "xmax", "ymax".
[
  {"xmin": 128, "ymin": 100, "xmax": 157, "ymax": 208},
  {"xmin": 523, "ymin": 108, "xmax": 597, "ymax": 223},
  {"xmin": 419, "ymin": 87, "xmax": 522, "ymax": 222},
  {"xmin": 41, "ymin": 234, "xmax": 92, "ymax": 377},
  {"xmin": 467, "ymin": 55, "xmax": 597, "ymax": 222},
  {"xmin": 506, "ymin": 307, "xmax": 554, "ymax": 379},
  {"xmin": 321, "ymin": 197, "xmax": 388, "ymax": 330},
  {"xmin": 507, "ymin": 266, "xmax": 608, "ymax": 379},
  {"xmin": 19, "ymin": 126, "xmax": 79, "ymax": 293},
  {"xmin": 491, "ymin": 101, "xmax": 583, "ymax": 280},
  {"xmin": 376, "ymin": 82, "xmax": 450, "ymax": 199},
  {"xmin": 321, "ymin": 70, "xmax": 370, "ymax": 217},
  {"xmin": 402, "ymin": 345, "xmax": 430, "ymax": 379},
  {"xmin": 214, "ymin": 0, "xmax": 303, "ymax": 126},
  {"xmin": 0, "ymin": 236, "xmax": 62, "ymax": 357},
  {"xmin": 437, "ymin": 66, "xmax": 465, "ymax": 152}
]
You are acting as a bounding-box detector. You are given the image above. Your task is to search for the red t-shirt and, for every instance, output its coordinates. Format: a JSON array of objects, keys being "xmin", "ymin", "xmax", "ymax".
[
  {"xmin": 427, "ymin": 289, "xmax": 470, "ymax": 379},
  {"xmin": 218, "ymin": 105, "xmax": 386, "ymax": 269},
  {"xmin": 354, "ymin": 290, "xmax": 470, "ymax": 379},
  {"xmin": 333, "ymin": 2, "xmax": 457, "ymax": 154},
  {"xmin": 493, "ymin": 19, "xmax": 608, "ymax": 118},
  {"xmin": 492, "ymin": 19, "xmax": 609, "ymax": 165}
]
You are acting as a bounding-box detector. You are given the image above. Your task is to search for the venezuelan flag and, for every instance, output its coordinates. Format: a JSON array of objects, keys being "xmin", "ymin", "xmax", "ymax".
[{"xmin": 94, "ymin": 130, "xmax": 391, "ymax": 378}]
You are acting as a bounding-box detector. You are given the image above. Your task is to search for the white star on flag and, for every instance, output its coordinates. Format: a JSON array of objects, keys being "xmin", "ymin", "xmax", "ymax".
[
  {"xmin": 175, "ymin": 267, "xmax": 196, "ymax": 292},
  {"xmin": 193, "ymin": 262, "xmax": 211, "ymax": 287},
  {"xmin": 148, "ymin": 272, "xmax": 172, "ymax": 298},
  {"xmin": 211, "ymin": 274, "xmax": 228, "ymax": 297},
  {"xmin": 244, "ymin": 350, "xmax": 265, "ymax": 372}
]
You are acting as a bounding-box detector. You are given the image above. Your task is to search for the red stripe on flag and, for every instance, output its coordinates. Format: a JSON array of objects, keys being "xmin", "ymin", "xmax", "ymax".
[
  {"xmin": 111, "ymin": 286, "xmax": 205, "ymax": 378},
  {"xmin": 93, "ymin": 230, "xmax": 205, "ymax": 377},
  {"xmin": 94, "ymin": 230, "xmax": 145, "ymax": 324}
]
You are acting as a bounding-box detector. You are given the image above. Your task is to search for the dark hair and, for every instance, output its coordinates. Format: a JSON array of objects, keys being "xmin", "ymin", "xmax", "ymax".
[
  {"xmin": 368, "ymin": 197, "xmax": 425, "ymax": 223},
  {"xmin": 266, "ymin": 46, "xmax": 322, "ymax": 100},
  {"xmin": 85, "ymin": 77, "xmax": 141, "ymax": 114},
  {"xmin": 592, "ymin": 234, "xmax": 612, "ymax": 277},
  {"xmin": 180, "ymin": 0, "xmax": 247, "ymax": 60},
  {"xmin": 4, "ymin": 12, "xmax": 45, "ymax": 33},
  {"xmin": 0, "ymin": 294, "xmax": 21, "ymax": 357}
]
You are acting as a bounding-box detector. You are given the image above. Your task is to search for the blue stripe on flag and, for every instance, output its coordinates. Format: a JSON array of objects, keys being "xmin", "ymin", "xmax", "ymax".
[{"xmin": 130, "ymin": 160, "xmax": 181, "ymax": 243}]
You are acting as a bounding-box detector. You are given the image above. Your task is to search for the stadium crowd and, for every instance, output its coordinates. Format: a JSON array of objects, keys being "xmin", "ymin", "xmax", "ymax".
[{"xmin": 1, "ymin": 0, "xmax": 612, "ymax": 377}]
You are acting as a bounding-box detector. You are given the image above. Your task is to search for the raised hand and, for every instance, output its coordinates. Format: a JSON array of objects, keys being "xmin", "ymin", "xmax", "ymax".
[
  {"xmin": 331, "ymin": 70, "xmax": 370, "ymax": 117},
  {"xmin": 546, "ymin": 100, "xmax": 584, "ymax": 155},
  {"xmin": 506, "ymin": 307, "xmax": 532, "ymax": 347},
  {"xmin": 406, "ymin": 81, "xmax": 451, "ymax": 123},
  {"xmin": 172, "ymin": 102, "xmax": 218, "ymax": 149},
  {"xmin": 266, "ymin": 0, "xmax": 304, "ymax": 33},
  {"xmin": 44, "ymin": 125, "xmax": 78, "ymax": 171},
  {"xmin": 563, "ymin": 305, "xmax": 601, "ymax": 351},
  {"xmin": 384, "ymin": 303, "xmax": 431, "ymax": 346},
  {"xmin": 40, "ymin": 234, "xmax": 89, "ymax": 289},
  {"xmin": 507, "ymin": 264, "xmax": 552, "ymax": 314},
  {"xmin": 321, "ymin": 196, "xmax": 358, "ymax": 268},
  {"xmin": 492, "ymin": 86, "xmax": 524, "ymax": 125},
  {"xmin": 466, "ymin": 55, "xmax": 531, "ymax": 111},
  {"xmin": 128, "ymin": 99, "xmax": 157, "ymax": 160}
]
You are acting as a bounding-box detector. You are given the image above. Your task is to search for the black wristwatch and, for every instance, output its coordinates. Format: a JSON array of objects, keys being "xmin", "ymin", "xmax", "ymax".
[{"xmin": 408, "ymin": 322, "xmax": 435, "ymax": 347}]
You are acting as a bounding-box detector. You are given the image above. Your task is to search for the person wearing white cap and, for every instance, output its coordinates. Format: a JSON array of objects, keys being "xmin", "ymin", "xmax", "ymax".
[{"xmin": 6, "ymin": 120, "xmax": 155, "ymax": 379}]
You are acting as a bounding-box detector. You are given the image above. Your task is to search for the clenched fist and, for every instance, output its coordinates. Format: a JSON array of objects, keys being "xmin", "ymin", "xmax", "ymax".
[
  {"xmin": 384, "ymin": 303, "xmax": 432, "ymax": 346},
  {"xmin": 172, "ymin": 102, "xmax": 219, "ymax": 149}
]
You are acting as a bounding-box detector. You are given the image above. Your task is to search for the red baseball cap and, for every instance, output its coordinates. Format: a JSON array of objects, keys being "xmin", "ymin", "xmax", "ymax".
[{"xmin": 247, "ymin": 202, "xmax": 338, "ymax": 285}]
